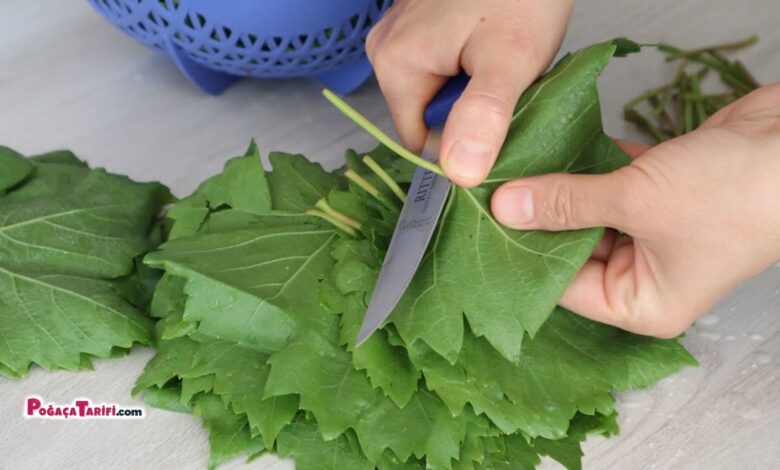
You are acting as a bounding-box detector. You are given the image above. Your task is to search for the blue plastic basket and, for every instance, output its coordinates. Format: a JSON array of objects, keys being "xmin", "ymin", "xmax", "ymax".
[{"xmin": 87, "ymin": 0, "xmax": 392, "ymax": 95}]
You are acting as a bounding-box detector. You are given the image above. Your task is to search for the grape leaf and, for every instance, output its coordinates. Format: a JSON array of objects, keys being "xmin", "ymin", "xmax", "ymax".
[
  {"xmin": 266, "ymin": 152, "xmax": 345, "ymax": 212},
  {"xmin": 131, "ymin": 37, "xmax": 698, "ymax": 470},
  {"xmin": 0, "ymin": 152, "xmax": 168, "ymax": 378},
  {"xmin": 134, "ymin": 335, "xmax": 298, "ymax": 448},
  {"xmin": 193, "ymin": 394, "xmax": 265, "ymax": 470},
  {"xmin": 533, "ymin": 412, "xmax": 619, "ymax": 470},
  {"xmin": 264, "ymin": 325, "xmax": 468, "ymax": 467},
  {"xmin": 0, "ymin": 146, "xmax": 33, "ymax": 192},
  {"xmin": 144, "ymin": 216, "xmax": 337, "ymax": 353},
  {"xmin": 145, "ymin": 206, "xmax": 473, "ymax": 466},
  {"xmin": 329, "ymin": 238, "xmax": 696, "ymax": 439},
  {"xmin": 29, "ymin": 149, "xmax": 87, "ymax": 167},
  {"xmin": 277, "ymin": 419, "xmax": 373, "ymax": 470},
  {"xmin": 179, "ymin": 140, "xmax": 271, "ymax": 216},
  {"xmin": 390, "ymin": 41, "xmax": 634, "ymax": 363},
  {"xmin": 478, "ymin": 435, "xmax": 540, "ymax": 470}
]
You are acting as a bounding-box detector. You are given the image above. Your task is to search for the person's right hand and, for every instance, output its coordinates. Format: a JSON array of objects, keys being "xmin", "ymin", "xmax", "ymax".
[
  {"xmin": 366, "ymin": 0, "xmax": 574, "ymax": 187},
  {"xmin": 491, "ymin": 83, "xmax": 780, "ymax": 338}
]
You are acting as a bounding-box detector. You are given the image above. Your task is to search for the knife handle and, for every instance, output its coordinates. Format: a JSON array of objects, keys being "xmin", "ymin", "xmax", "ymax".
[{"xmin": 423, "ymin": 72, "xmax": 470, "ymax": 128}]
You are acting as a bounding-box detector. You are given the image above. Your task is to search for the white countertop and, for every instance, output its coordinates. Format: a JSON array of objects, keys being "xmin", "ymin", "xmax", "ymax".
[{"xmin": 1, "ymin": 1, "xmax": 778, "ymax": 469}]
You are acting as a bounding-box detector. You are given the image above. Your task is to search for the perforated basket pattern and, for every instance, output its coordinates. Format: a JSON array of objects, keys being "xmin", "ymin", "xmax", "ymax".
[{"xmin": 87, "ymin": 0, "xmax": 391, "ymax": 94}]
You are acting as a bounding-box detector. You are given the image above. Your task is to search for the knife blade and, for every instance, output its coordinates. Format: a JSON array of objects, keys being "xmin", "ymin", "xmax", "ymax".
[{"xmin": 356, "ymin": 73, "xmax": 469, "ymax": 346}]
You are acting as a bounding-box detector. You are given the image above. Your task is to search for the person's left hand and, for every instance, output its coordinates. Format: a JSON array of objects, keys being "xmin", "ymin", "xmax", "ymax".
[{"xmin": 490, "ymin": 83, "xmax": 780, "ymax": 337}]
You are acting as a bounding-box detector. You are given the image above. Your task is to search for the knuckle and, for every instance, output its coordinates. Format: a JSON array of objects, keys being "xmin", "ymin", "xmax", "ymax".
[
  {"xmin": 543, "ymin": 179, "xmax": 576, "ymax": 227},
  {"xmin": 499, "ymin": 26, "xmax": 548, "ymax": 70},
  {"xmin": 365, "ymin": 25, "xmax": 382, "ymax": 59},
  {"xmin": 513, "ymin": 34, "xmax": 546, "ymax": 68},
  {"xmin": 456, "ymin": 90, "xmax": 514, "ymax": 122},
  {"xmin": 370, "ymin": 40, "xmax": 407, "ymax": 76}
]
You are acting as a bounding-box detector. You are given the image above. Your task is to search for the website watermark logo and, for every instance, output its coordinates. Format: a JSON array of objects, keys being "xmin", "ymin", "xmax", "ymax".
[{"xmin": 24, "ymin": 396, "xmax": 144, "ymax": 420}]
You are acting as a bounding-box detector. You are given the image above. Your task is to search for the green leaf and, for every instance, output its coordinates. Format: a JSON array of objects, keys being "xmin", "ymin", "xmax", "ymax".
[
  {"xmin": 264, "ymin": 312, "xmax": 467, "ymax": 467},
  {"xmin": 277, "ymin": 419, "xmax": 373, "ymax": 470},
  {"xmin": 180, "ymin": 140, "xmax": 271, "ymax": 216},
  {"xmin": 389, "ymin": 42, "xmax": 633, "ymax": 363},
  {"xmin": 149, "ymin": 273, "xmax": 187, "ymax": 319},
  {"xmin": 533, "ymin": 412, "xmax": 619, "ymax": 470},
  {"xmin": 266, "ymin": 152, "xmax": 345, "ymax": 212},
  {"xmin": 350, "ymin": 328, "xmax": 420, "ymax": 408},
  {"xmin": 166, "ymin": 205, "xmax": 210, "ymax": 240},
  {"xmin": 193, "ymin": 394, "xmax": 265, "ymax": 470},
  {"xmin": 135, "ymin": 335, "xmax": 298, "ymax": 448},
  {"xmin": 479, "ymin": 435, "xmax": 540, "ymax": 470},
  {"xmin": 0, "ymin": 146, "xmax": 34, "ymax": 192},
  {"xmin": 145, "ymin": 217, "xmax": 336, "ymax": 352},
  {"xmin": 29, "ymin": 149, "xmax": 88, "ymax": 167},
  {"xmin": 142, "ymin": 384, "xmax": 193, "ymax": 413},
  {"xmin": 403, "ymin": 309, "xmax": 695, "ymax": 439},
  {"xmin": 0, "ymin": 168, "xmax": 169, "ymax": 278},
  {"xmin": 490, "ymin": 43, "xmax": 630, "ymax": 181},
  {"xmin": 0, "ymin": 157, "xmax": 167, "ymax": 378},
  {"xmin": 0, "ymin": 272, "xmax": 154, "ymax": 378},
  {"xmin": 2, "ymin": 161, "xmax": 90, "ymax": 201},
  {"xmin": 131, "ymin": 38, "xmax": 698, "ymax": 470},
  {"xmin": 610, "ymin": 37, "xmax": 642, "ymax": 57},
  {"xmin": 322, "ymin": 240, "xmax": 421, "ymax": 407}
]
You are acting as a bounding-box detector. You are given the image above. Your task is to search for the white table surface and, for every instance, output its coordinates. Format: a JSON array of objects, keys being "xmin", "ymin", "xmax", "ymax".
[{"xmin": 1, "ymin": 1, "xmax": 778, "ymax": 469}]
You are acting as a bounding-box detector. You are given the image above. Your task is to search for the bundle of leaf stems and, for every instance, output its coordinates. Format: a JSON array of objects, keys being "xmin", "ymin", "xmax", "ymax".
[{"xmin": 624, "ymin": 36, "xmax": 761, "ymax": 142}]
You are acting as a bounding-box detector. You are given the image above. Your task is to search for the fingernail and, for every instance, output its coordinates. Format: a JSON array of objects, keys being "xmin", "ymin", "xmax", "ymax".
[
  {"xmin": 446, "ymin": 139, "xmax": 492, "ymax": 185},
  {"xmin": 493, "ymin": 185, "xmax": 534, "ymax": 227}
]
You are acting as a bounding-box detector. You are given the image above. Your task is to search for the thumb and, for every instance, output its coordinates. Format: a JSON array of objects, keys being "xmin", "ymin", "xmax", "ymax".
[
  {"xmin": 439, "ymin": 49, "xmax": 546, "ymax": 188},
  {"xmin": 490, "ymin": 171, "xmax": 632, "ymax": 232}
]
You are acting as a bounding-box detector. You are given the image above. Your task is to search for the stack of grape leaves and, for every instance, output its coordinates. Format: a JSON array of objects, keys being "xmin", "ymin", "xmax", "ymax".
[
  {"xmin": 132, "ymin": 40, "xmax": 697, "ymax": 469},
  {"xmin": 0, "ymin": 146, "xmax": 168, "ymax": 379}
]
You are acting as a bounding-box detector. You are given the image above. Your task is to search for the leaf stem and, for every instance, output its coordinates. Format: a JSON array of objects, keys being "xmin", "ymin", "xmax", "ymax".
[
  {"xmin": 683, "ymin": 92, "xmax": 693, "ymax": 134},
  {"xmin": 625, "ymin": 37, "xmax": 758, "ymax": 141},
  {"xmin": 688, "ymin": 73, "xmax": 707, "ymax": 126},
  {"xmin": 305, "ymin": 209, "xmax": 358, "ymax": 236},
  {"xmin": 362, "ymin": 155, "xmax": 406, "ymax": 202},
  {"xmin": 662, "ymin": 35, "xmax": 758, "ymax": 59},
  {"xmin": 624, "ymin": 108, "xmax": 668, "ymax": 143},
  {"xmin": 314, "ymin": 199, "xmax": 362, "ymax": 230},
  {"xmin": 322, "ymin": 89, "xmax": 444, "ymax": 176},
  {"xmin": 344, "ymin": 169, "xmax": 398, "ymax": 210},
  {"xmin": 344, "ymin": 169, "xmax": 381, "ymax": 198},
  {"xmin": 734, "ymin": 60, "xmax": 761, "ymax": 89},
  {"xmin": 623, "ymin": 84, "xmax": 672, "ymax": 109}
]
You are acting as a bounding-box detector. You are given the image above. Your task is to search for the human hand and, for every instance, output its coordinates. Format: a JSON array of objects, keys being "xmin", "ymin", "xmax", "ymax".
[
  {"xmin": 491, "ymin": 83, "xmax": 780, "ymax": 337},
  {"xmin": 366, "ymin": 0, "xmax": 574, "ymax": 187}
]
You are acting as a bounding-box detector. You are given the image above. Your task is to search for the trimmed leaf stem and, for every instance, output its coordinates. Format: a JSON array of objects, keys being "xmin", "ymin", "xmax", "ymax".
[
  {"xmin": 344, "ymin": 169, "xmax": 398, "ymax": 210},
  {"xmin": 314, "ymin": 199, "xmax": 362, "ymax": 230},
  {"xmin": 305, "ymin": 209, "xmax": 358, "ymax": 236},
  {"xmin": 624, "ymin": 36, "xmax": 760, "ymax": 142},
  {"xmin": 362, "ymin": 155, "xmax": 406, "ymax": 202},
  {"xmin": 344, "ymin": 169, "xmax": 381, "ymax": 198}
]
